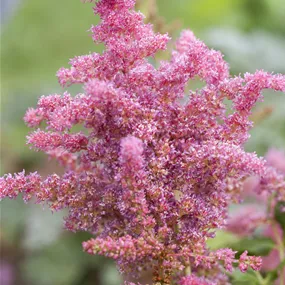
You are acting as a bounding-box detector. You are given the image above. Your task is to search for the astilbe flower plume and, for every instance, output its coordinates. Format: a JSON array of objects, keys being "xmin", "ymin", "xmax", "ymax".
[
  {"xmin": 226, "ymin": 148, "xmax": 285, "ymax": 284},
  {"xmin": 1, "ymin": 0, "xmax": 285, "ymax": 284}
]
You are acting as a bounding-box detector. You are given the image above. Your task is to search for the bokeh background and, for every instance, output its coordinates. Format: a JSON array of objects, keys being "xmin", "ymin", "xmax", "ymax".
[{"xmin": 1, "ymin": 0, "xmax": 285, "ymax": 284}]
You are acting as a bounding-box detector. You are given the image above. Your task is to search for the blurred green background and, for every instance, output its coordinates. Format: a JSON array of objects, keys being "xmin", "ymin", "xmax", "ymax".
[{"xmin": 1, "ymin": 0, "xmax": 285, "ymax": 284}]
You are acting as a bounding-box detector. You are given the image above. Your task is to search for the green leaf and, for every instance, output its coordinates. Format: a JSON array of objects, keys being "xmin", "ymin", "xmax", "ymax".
[
  {"xmin": 230, "ymin": 270, "xmax": 260, "ymax": 285},
  {"xmin": 265, "ymin": 269, "xmax": 279, "ymax": 283},
  {"xmin": 230, "ymin": 236, "xmax": 275, "ymax": 256},
  {"xmin": 263, "ymin": 259, "xmax": 285, "ymax": 284},
  {"xmin": 274, "ymin": 202, "xmax": 285, "ymax": 231},
  {"xmin": 207, "ymin": 230, "xmax": 240, "ymax": 249}
]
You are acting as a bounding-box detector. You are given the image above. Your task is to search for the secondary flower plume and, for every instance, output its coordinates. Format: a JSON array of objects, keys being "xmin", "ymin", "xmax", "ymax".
[{"xmin": 1, "ymin": 0, "xmax": 285, "ymax": 284}]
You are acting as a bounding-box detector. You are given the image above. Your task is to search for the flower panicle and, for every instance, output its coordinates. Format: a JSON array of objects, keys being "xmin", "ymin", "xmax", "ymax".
[{"xmin": 1, "ymin": 0, "xmax": 285, "ymax": 283}]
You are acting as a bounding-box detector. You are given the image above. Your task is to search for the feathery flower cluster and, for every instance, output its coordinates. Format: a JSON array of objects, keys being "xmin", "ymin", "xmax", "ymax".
[
  {"xmin": 1, "ymin": 0, "xmax": 285, "ymax": 284},
  {"xmin": 226, "ymin": 148, "xmax": 285, "ymax": 284}
]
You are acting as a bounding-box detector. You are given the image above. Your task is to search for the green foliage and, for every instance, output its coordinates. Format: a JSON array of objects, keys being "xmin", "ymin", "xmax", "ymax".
[
  {"xmin": 275, "ymin": 202, "xmax": 285, "ymax": 232},
  {"xmin": 22, "ymin": 233, "xmax": 112, "ymax": 285},
  {"xmin": 231, "ymin": 267, "xmax": 282, "ymax": 285},
  {"xmin": 207, "ymin": 230, "xmax": 240, "ymax": 250},
  {"xmin": 230, "ymin": 237, "xmax": 275, "ymax": 257},
  {"xmin": 230, "ymin": 270, "xmax": 260, "ymax": 285},
  {"xmin": 1, "ymin": 0, "xmax": 99, "ymax": 91},
  {"xmin": 157, "ymin": 0, "xmax": 241, "ymax": 32},
  {"xmin": 246, "ymin": 94, "xmax": 285, "ymax": 156}
]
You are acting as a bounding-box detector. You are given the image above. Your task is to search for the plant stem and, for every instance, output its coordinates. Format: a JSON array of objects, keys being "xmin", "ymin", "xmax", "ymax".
[
  {"xmin": 254, "ymin": 271, "xmax": 267, "ymax": 285},
  {"xmin": 185, "ymin": 265, "xmax": 191, "ymax": 276}
]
